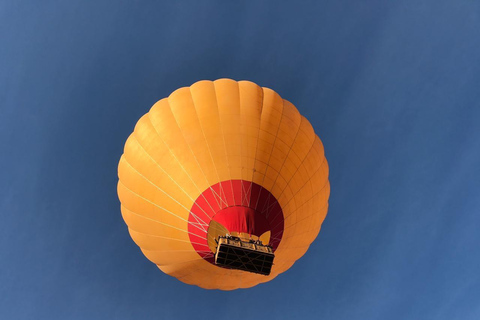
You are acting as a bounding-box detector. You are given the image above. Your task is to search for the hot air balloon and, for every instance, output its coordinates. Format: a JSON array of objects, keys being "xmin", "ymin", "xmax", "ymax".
[{"xmin": 117, "ymin": 79, "xmax": 330, "ymax": 290}]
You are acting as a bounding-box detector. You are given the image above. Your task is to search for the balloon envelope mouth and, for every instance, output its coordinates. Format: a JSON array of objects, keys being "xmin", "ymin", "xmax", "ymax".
[
  {"xmin": 213, "ymin": 206, "xmax": 270, "ymax": 237},
  {"xmin": 188, "ymin": 180, "xmax": 284, "ymax": 265}
]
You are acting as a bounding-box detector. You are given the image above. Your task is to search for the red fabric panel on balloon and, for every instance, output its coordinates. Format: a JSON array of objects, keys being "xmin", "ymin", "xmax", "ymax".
[
  {"xmin": 213, "ymin": 206, "xmax": 270, "ymax": 237},
  {"xmin": 188, "ymin": 180, "xmax": 284, "ymax": 264}
]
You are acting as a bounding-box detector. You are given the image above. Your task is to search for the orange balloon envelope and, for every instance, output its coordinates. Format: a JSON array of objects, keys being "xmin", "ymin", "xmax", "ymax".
[{"xmin": 117, "ymin": 79, "xmax": 330, "ymax": 290}]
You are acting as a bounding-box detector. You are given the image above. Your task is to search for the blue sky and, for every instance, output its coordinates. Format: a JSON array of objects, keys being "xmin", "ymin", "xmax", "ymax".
[{"xmin": 1, "ymin": 1, "xmax": 480, "ymax": 319}]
